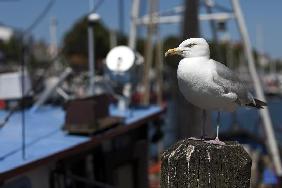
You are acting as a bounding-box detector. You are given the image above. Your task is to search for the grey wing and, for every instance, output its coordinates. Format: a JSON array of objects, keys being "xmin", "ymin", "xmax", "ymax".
[{"xmin": 211, "ymin": 59, "xmax": 254, "ymax": 105}]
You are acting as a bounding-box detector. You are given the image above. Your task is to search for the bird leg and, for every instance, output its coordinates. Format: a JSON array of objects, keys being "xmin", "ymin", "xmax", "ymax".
[
  {"xmin": 205, "ymin": 112, "xmax": 225, "ymax": 145},
  {"xmin": 216, "ymin": 111, "xmax": 220, "ymax": 139},
  {"xmin": 201, "ymin": 110, "xmax": 207, "ymax": 140}
]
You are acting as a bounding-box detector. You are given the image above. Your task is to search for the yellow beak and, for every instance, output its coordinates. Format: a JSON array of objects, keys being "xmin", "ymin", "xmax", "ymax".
[{"xmin": 165, "ymin": 48, "xmax": 182, "ymax": 57}]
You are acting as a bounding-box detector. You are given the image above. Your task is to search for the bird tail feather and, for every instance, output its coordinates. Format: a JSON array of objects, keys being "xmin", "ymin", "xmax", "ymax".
[{"xmin": 246, "ymin": 98, "xmax": 267, "ymax": 109}]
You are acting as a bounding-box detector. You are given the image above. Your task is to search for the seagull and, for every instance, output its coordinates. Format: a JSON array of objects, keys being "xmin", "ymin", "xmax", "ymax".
[{"xmin": 165, "ymin": 38, "xmax": 266, "ymax": 145}]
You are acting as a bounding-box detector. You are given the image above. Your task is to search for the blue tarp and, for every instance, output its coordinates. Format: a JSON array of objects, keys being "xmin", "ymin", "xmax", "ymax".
[{"xmin": 0, "ymin": 105, "xmax": 162, "ymax": 175}]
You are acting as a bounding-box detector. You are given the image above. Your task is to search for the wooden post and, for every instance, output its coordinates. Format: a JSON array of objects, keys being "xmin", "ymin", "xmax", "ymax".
[
  {"xmin": 176, "ymin": 0, "xmax": 204, "ymax": 139},
  {"xmin": 161, "ymin": 139, "xmax": 252, "ymax": 187}
]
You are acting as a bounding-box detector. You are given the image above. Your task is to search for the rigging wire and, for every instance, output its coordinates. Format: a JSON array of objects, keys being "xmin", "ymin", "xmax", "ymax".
[
  {"xmin": 21, "ymin": 0, "xmax": 56, "ymax": 159},
  {"xmin": 92, "ymin": 0, "xmax": 104, "ymax": 12},
  {"xmin": 0, "ymin": 0, "xmax": 56, "ymax": 129},
  {"xmin": 0, "ymin": 48, "xmax": 64, "ymax": 129},
  {"xmin": 0, "ymin": 0, "xmax": 106, "ymax": 161},
  {"xmin": 20, "ymin": 40, "xmax": 26, "ymax": 159},
  {"xmin": 24, "ymin": 0, "xmax": 56, "ymax": 35},
  {"xmin": 0, "ymin": 0, "xmax": 105, "ymax": 128}
]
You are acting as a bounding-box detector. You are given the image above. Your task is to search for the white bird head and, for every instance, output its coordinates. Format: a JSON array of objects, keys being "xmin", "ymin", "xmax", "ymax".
[{"xmin": 165, "ymin": 38, "xmax": 210, "ymax": 58}]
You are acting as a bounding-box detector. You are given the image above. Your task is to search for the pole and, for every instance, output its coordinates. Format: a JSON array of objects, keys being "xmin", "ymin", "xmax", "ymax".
[
  {"xmin": 21, "ymin": 38, "xmax": 27, "ymax": 160},
  {"xmin": 155, "ymin": 0, "xmax": 163, "ymax": 106},
  {"xmin": 231, "ymin": 0, "xmax": 282, "ymax": 176},
  {"xmin": 142, "ymin": 0, "xmax": 157, "ymax": 105},
  {"xmin": 128, "ymin": 0, "xmax": 140, "ymax": 50},
  {"xmin": 88, "ymin": 0, "xmax": 95, "ymax": 95},
  {"xmin": 109, "ymin": 30, "xmax": 117, "ymax": 49},
  {"xmin": 118, "ymin": 0, "xmax": 124, "ymax": 36},
  {"xmin": 31, "ymin": 68, "xmax": 72, "ymax": 112},
  {"xmin": 256, "ymin": 25, "xmax": 266, "ymax": 74},
  {"xmin": 49, "ymin": 16, "xmax": 58, "ymax": 58},
  {"xmin": 176, "ymin": 0, "xmax": 204, "ymax": 139},
  {"xmin": 50, "ymin": 16, "xmax": 60, "ymax": 72},
  {"xmin": 204, "ymin": 0, "xmax": 222, "ymax": 62}
]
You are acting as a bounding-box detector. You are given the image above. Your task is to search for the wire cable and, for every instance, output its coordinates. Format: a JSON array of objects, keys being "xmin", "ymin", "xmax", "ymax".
[
  {"xmin": 24, "ymin": 0, "xmax": 56, "ymax": 35},
  {"xmin": 92, "ymin": 0, "xmax": 104, "ymax": 12},
  {"xmin": 0, "ymin": 0, "xmax": 56, "ymax": 129},
  {"xmin": 20, "ymin": 40, "xmax": 26, "ymax": 159},
  {"xmin": 21, "ymin": 0, "xmax": 55, "ymax": 159},
  {"xmin": 0, "ymin": 0, "xmax": 106, "ymax": 128},
  {"xmin": 0, "ymin": 47, "xmax": 65, "ymax": 128}
]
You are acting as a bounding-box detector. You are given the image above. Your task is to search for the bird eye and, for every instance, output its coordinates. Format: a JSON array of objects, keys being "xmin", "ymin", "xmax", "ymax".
[{"xmin": 187, "ymin": 43, "xmax": 196, "ymax": 48}]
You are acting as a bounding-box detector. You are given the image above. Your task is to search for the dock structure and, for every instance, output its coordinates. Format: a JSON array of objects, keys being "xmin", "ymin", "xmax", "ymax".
[
  {"xmin": 0, "ymin": 105, "xmax": 165, "ymax": 187},
  {"xmin": 161, "ymin": 139, "xmax": 251, "ymax": 187}
]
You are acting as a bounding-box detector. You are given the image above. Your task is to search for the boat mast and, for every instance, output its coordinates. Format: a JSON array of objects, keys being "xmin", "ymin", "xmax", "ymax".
[
  {"xmin": 88, "ymin": 0, "xmax": 95, "ymax": 95},
  {"xmin": 128, "ymin": 0, "xmax": 140, "ymax": 50},
  {"xmin": 231, "ymin": 0, "xmax": 282, "ymax": 176}
]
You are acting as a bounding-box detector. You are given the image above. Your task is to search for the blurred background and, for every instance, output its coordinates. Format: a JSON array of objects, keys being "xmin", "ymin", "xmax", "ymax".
[{"xmin": 0, "ymin": 0, "xmax": 282, "ymax": 188}]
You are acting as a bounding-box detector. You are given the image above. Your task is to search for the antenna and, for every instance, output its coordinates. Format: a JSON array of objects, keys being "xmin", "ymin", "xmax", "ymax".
[{"xmin": 49, "ymin": 16, "xmax": 58, "ymax": 58}]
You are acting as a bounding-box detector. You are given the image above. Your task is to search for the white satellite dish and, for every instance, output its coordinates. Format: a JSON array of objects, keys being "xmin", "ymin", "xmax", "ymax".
[{"xmin": 106, "ymin": 46, "xmax": 135, "ymax": 73}]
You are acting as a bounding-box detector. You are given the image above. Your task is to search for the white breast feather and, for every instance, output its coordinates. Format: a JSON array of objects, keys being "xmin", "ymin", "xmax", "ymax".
[{"xmin": 177, "ymin": 58, "xmax": 238, "ymax": 111}]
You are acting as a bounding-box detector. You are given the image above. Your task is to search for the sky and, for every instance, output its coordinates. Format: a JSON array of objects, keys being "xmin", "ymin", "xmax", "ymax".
[{"xmin": 0, "ymin": 0, "xmax": 281, "ymax": 59}]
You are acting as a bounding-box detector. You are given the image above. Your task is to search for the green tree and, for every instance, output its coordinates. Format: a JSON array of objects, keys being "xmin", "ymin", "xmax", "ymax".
[
  {"xmin": 163, "ymin": 36, "xmax": 182, "ymax": 68},
  {"xmin": 63, "ymin": 17, "xmax": 111, "ymax": 70},
  {"xmin": 0, "ymin": 36, "xmax": 22, "ymax": 64}
]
